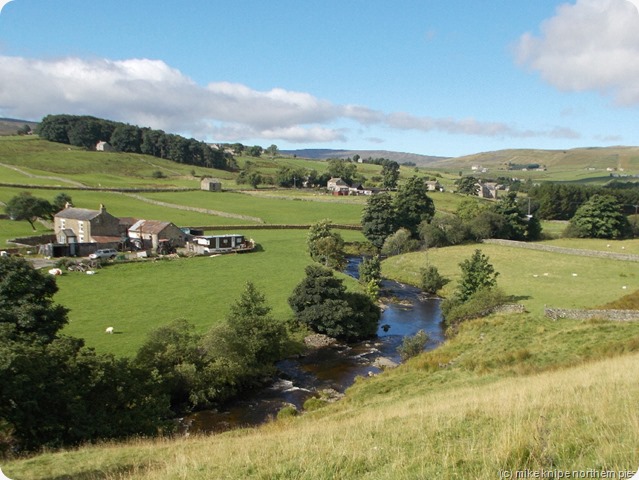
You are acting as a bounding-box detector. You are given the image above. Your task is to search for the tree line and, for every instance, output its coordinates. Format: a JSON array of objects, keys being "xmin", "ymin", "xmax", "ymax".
[
  {"xmin": 37, "ymin": 114, "xmax": 235, "ymax": 171},
  {"xmin": 528, "ymin": 182, "xmax": 639, "ymax": 220}
]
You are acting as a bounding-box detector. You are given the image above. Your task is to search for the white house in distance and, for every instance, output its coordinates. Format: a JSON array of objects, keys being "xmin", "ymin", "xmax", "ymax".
[{"xmin": 95, "ymin": 141, "xmax": 114, "ymax": 152}]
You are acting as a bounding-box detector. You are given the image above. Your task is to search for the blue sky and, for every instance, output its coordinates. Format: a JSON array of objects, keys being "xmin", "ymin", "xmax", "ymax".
[{"xmin": 1, "ymin": 0, "xmax": 639, "ymax": 157}]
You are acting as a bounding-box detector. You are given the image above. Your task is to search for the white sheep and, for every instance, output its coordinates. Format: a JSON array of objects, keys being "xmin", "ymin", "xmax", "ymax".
[{"xmin": 105, "ymin": 327, "xmax": 114, "ymax": 334}]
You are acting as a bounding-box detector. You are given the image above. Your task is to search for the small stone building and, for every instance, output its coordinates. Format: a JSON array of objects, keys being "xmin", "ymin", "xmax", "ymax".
[{"xmin": 201, "ymin": 177, "xmax": 222, "ymax": 192}]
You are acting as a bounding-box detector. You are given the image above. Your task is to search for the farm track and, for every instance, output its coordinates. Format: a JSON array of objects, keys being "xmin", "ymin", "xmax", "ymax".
[
  {"xmin": 119, "ymin": 192, "xmax": 265, "ymax": 223},
  {"xmin": 0, "ymin": 161, "xmax": 86, "ymax": 186},
  {"xmin": 483, "ymin": 238, "xmax": 639, "ymax": 262},
  {"xmin": 237, "ymin": 189, "xmax": 367, "ymax": 204}
]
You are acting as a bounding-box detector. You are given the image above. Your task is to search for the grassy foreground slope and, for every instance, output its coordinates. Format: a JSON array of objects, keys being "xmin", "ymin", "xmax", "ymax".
[{"xmin": 6, "ymin": 312, "xmax": 639, "ymax": 479}]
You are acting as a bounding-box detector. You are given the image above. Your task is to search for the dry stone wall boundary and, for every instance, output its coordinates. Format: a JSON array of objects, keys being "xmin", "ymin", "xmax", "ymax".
[{"xmin": 482, "ymin": 239, "xmax": 639, "ymax": 262}]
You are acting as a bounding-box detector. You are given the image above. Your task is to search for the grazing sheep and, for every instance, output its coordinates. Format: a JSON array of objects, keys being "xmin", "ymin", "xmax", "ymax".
[
  {"xmin": 572, "ymin": 273, "xmax": 578, "ymax": 277},
  {"xmin": 105, "ymin": 327, "xmax": 114, "ymax": 334}
]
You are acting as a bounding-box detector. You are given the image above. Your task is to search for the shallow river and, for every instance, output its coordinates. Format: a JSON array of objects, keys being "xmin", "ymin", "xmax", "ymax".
[{"xmin": 182, "ymin": 256, "xmax": 444, "ymax": 434}]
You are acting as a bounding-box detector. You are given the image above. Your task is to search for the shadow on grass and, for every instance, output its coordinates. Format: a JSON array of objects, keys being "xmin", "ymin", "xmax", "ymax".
[
  {"xmin": 508, "ymin": 295, "xmax": 532, "ymax": 302},
  {"xmin": 44, "ymin": 463, "xmax": 153, "ymax": 480}
]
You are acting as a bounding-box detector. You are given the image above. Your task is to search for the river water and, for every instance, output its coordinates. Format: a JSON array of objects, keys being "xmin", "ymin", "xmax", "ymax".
[{"xmin": 182, "ymin": 256, "xmax": 444, "ymax": 434}]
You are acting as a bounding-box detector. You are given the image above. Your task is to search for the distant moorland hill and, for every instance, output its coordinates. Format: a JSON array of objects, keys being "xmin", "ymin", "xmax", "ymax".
[
  {"xmin": 280, "ymin": 148, "xmax": 449, "ymax": 166},
  {"xmin": 0, "ymin": 117, "xmax": 39, "ymax": 136},
  {"xmin": 434, "ymin": 146, "xmax": 639, "ymax": 172}
]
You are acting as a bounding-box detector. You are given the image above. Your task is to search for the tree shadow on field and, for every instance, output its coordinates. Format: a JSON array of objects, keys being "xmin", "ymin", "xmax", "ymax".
[{"xmin": 508, "ymin": 294, "xmax": 531, "ymax": 302}]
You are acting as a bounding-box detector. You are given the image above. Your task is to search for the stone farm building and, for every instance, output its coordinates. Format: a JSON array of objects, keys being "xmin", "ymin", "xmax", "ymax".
[
  {"xmin": 201, "ymin": 177, "xmax": 222, "ymax": 191},
  {"xmin": 52, "ymin": 204, "xmax": 186, "ymax": 256},
  {"xmin": 128, "ymin": 220, "xmax": 186, "ymax": 250},
  {"xmin": 327, "ymin": 177, "xmax": 350, "ymax": 195},
  {"xmin": 54, "ymin": 204, "xmax": 122, "ymax": 249}
]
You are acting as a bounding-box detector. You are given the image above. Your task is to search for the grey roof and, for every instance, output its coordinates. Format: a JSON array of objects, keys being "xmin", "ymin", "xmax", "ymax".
[{"xmin": 54, "ymin": 207, "xmax": 101, "ymax": 221}]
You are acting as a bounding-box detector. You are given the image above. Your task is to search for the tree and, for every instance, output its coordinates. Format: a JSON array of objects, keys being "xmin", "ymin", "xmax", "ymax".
[
  {"xmin": 327, "ymin": 159, "xmax": 357, "ymax": 185},
  {"xmin": 288, "ymin": 265, "xmax": 379, "ymax": 341},
  {"xmin": 52, "ymin": 192, "xmax": 73, "ymax": 213},
  {"xmin": 381, "ymin": 228, "xmax": 420, "ymax": 256},
  {"xmin": 134, "ymin": 319, "xmax": 205, "ymax": 410},
  {"xmin": 265, "ymin": 144, "xmax": 279, "ymax": 158},
  {"xmin": 567, "ymin": 194, "xmax": 631, "ymax": 239},
  {"xmin": 420, "ymin": 265, "xmax": 449, "ymax": 295},
  {"xmin": 455, "ymin": 176, "xmax": 480, "ymax": 195},
  {"xmin": 393, "ymin": 176, "xmax": 435, "ymax": 236},
  {"xmin": 358, "ymin": 256, "xmax": 381, "ymax": 287},
  {"xmin": 220, "ymin": 282, "xmax": 287, "ymax": 376},
  {"xmin": 247, "ymin": 145, "xmax": 263, "ymax": 157},
  {"xmin": 5, "ymin": 192, "xmax": 53, "ymax": 230},
  {"xmin": 381, "ymin": 161, "xmax": 400, "ymax": 189},
  {"xmin": 361, "ymin": 192, "xmax": 397, "ymax": 250},
  {"xmin": 456, "ymin": 249, "xmax": 499, "ymax": 302},
  {"xmin": 0, "ymin": 256, "xmax": 69, "ymax": 342},
  {"xmin": 307, "ymin": 219, "xmax": 345, "ymax": 269},
  {"xmin": 491, "ymin": 192, "xmax": 542, "ymax": 241},
  {"xmin": 397, "ymin": 330, "xmax": 429, "ymax": 362},
  {"xmin": 16, "ymin": 124, "xmax": 31, "ymax": 135}
]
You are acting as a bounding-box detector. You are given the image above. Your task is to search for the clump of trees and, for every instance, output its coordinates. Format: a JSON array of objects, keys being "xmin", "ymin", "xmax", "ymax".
[
  {"xmin": 361, "ymin": 181, "xmax": 543, "ymax": 256},
  {"xmin": 135, "ymin": 282, "xmax": 288, "ymax": 413},
  {"xmin": 288, "ymin": 265, "xmax": 380, "ymax": 341},
  {"xmin": 361, "ymin": 176, "xmax": 435, "ymax": 251},
  {"xmin": 565, "ymin": 194, "xmax": 632, "ymax": 239},
  {"xmin": 37, "ymin": 114, "xmax": 234, "ymax": 171}
]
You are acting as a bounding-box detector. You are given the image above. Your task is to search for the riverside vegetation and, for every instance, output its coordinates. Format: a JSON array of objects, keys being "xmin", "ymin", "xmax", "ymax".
[{"xmin": 1, "ymin": 131, "xmax": 639, "ymax": 477}]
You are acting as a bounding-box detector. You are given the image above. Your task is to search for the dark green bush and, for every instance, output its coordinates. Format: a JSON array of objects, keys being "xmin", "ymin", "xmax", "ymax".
[{"xmin": 442, "ymin": 287, "xmax": 507, "ymax": 328}]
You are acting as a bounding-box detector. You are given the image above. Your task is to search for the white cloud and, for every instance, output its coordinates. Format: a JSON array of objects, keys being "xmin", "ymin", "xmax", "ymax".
[
  {"xmin": 0, "ymin": 0, "xmax": 13, "ymax": 15},
  {"xmin": 0, "ymin": 54, "xmax": 579, "ymax": 144},
  {"xmin": 515, "ymin": 0, "xmax": 639, "ymax": 106}
]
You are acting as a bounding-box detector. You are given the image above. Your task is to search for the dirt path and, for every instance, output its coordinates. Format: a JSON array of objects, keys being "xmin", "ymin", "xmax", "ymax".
[
  {"xmin": 119, "ymin": 192, "xmax": 265, "ymax": 223},
  {"xmin": 0, "ymin": 162, "xmax": 87, "ymax": 187}
]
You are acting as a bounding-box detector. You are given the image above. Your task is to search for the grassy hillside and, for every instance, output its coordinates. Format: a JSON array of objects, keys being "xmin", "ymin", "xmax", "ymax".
[
  {"xmin": 382, "ymin": 240, "xmax": 639, "ymax": 314},
  {"xmin": 5, "ymin": 311, "xmax": 639, "ymax": 479},
  {"xmin": 432, "ymin": 146, "xmax": 639, "ymax": 183}
]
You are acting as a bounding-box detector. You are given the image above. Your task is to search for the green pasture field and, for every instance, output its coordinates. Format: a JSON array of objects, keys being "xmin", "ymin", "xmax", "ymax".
[
  {"xmin": 141, "ymin": 190, "xmax": 364, "ymax": 225},
  {"xmin": 382, "ymin": 242, "xmax": 639, "ymax": 314},
  {"xmin": 55, "ymin": 229, "xmax": 365, "ymax": 357},
  {"xmin": 0, "ymin": 136, "xmax": 235, "ymax": 188}
]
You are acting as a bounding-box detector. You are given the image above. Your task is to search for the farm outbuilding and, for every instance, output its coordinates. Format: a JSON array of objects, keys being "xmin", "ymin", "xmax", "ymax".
[
  {"xmin": 201, "ymin": 177, "xmax": 222, "ymax": 191},
  {"xmin": 187, "ymin": 234, "xmax": 254, "ymax": 254},
  {"xmin": 128, "ymin": 220, "xmax": 186, "ymax": 250}
]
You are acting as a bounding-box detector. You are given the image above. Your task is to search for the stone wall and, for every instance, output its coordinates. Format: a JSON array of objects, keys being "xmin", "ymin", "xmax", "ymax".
[
  {"xmin": 545, "ymin": 308, "xmax": 639, "ymax": 322},
  {"xmin": 482, "ymin": 239, "xmax": 639, "ymax": 262}
]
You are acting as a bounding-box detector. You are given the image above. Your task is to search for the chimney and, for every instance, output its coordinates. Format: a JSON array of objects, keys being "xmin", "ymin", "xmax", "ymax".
[{"xmin": 99, "ymin": 204, "xmax": 106, "ymax": 213}]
